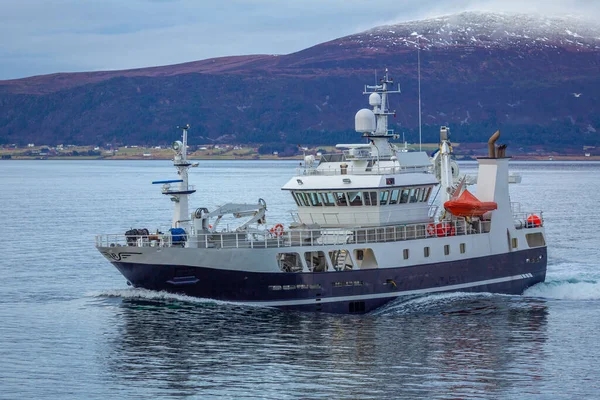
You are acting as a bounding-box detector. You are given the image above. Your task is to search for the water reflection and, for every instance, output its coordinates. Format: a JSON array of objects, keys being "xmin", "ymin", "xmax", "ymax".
[{"xmin": 101, "ymin": 294, "xmax": 548, "ymax": 399}]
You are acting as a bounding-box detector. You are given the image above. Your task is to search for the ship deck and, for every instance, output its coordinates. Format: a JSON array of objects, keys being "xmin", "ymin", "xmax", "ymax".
[{"xmin": 96, "ymin": 206, "xmax": 542, "ymax": 250}]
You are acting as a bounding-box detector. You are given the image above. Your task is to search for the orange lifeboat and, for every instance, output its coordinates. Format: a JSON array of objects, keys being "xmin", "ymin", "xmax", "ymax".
[{"xmin": 444, "ymin": 190, "xmax": 497, "ymax": 217}]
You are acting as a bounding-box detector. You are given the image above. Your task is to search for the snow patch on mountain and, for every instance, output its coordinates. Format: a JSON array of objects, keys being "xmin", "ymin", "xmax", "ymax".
[
  {"xmin": 565, "ymin": 29, "xmax": 583, "ymax": 38},
  {"xmin": 343, "ymin": 12, "xmax": 599, "ymax": 52}
]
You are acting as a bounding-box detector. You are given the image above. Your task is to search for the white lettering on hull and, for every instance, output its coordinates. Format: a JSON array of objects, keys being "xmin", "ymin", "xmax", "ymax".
[{"xmin": 243, "ymin": 273, "xmax": 535, "ymax": 307}]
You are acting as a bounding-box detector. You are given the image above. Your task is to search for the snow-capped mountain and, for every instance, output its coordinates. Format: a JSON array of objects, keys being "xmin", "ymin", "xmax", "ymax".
[{"xmin": 349, "ymin": 12, "xmax": 600, "ymax": 51}]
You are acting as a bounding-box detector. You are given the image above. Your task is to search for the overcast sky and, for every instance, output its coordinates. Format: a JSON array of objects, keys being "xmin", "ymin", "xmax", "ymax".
[{"xmin": 0, "ymin": 0, "xmax": 597, "ymax": 80}]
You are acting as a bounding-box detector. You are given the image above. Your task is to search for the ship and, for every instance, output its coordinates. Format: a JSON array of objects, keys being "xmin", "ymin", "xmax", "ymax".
[{"xmin": 96, "ymin": 71, "xmax": 547, "ymax": 314}]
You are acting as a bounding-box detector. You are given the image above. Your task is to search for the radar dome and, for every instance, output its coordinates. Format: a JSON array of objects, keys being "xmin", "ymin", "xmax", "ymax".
[
  {"xmin": 355, "ymin": 109, "xmax": 376, "ymax": 133},
  {"xmin": 304, "ymin": 155, "xmax": 315, "ymax": 167},
  {"xmin": 369, "ymin": 93, "xmax": 382, "ymax": 106}
]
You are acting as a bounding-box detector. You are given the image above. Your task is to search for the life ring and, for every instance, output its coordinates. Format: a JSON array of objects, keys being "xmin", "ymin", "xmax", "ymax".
[
  {"xmin": 426, "ymin": 223, "xmax": 436, "ymax": 236},
  {"xmin": 436, "ymin": 222, "xmax": 455, "ymax": 237},
  {"xmin": 270, "ymin": 223, "xmax": 285, "ymax": 237}
]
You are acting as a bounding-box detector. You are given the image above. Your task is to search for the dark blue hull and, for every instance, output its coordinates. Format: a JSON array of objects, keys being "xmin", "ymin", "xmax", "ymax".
[{"xmin": 111, "ymin": 247, "xmax": 547, "ymax": 314}]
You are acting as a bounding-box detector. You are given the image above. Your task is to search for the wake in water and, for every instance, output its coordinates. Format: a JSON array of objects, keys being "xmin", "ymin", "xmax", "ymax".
[
  {"xmin": 374, "ymin": 277, "xmax": 600, "ymax": 316},
  {"xmin": 87, "ymin": 273, "xmax": 600, "ymax": 316},
  {"xmin": 87, "ymin": 288, "xmax": 248, "ymax": 310},
  {"xmin": 524, "ymin": 278, "xmax": 600, "ymax": 300},
  {"xmin": 371, "ymin": 291, "xmax": 509, "ymax": 316}
]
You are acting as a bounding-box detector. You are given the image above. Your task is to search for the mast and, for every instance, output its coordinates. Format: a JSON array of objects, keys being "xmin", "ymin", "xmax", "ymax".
[
  {"xmin": 152, "ymin": 124, "xmax": 196, "ymax": 230},
  {"xmin": 439, "ymin": 126, "xmax": 453, "ymax": 203},
  {"xmin": 418, "ymin": 38, "xmax": 422, "ymax": 152},
  {"xmin": 362, "ymin": 69, "xmax": 401, "ymax": 157}
]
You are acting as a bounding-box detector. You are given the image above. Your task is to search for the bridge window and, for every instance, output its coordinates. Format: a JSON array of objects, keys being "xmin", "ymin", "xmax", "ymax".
[
  {"xmin": 348, "ymin": 192, "xmax": 363, "ymax": 206},
  {"xmin": 409, "ymin": 188, "xmax": 419, "ymax": 203},
  {"xmin": 400, "ymin": 189, "xmax": 410, "ymax": 203},
  {"xmin": 334, "ymin": 192, "xmax": 348, "ymax": 206},
  {"xmin": 424, "ymin": 187, "xmax": 433, "ymax": 202},
  {"xmin": 293, "ymin": 192, "xmax": 307, "ymax": 206},
  {"xmin": 299, "ymin": 192, "xmax": 310, "ymax": 206},
  {"xmin": 418, "ymin": 187, "xmax": 427, "ymax": 202},
  {"xmin": 291, "ymin": 192, "xmax": 301, "ymax": 206},
  {"xmin": 320, "ymin": 192, "xmax": 335, "ymax": 206},
  {"xmin": 309, "ymin": 192, "xmax": 322, "ymax": 206},
  {"xmin": 363, "ymin": 191, "xmax": 377, "ymax": 206},
  {"xmin": 379, "ymin": 190, "xmax": 389, "ymax": 205},
  {"xmin": 389, "ymin": 189, "xmax": 400, "ymax": 204}
]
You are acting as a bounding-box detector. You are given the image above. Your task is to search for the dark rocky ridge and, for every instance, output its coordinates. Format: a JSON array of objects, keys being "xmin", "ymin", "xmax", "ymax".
[{"xmin": 1, "ymin": 12, "xmax": 599, "ymax": 148}]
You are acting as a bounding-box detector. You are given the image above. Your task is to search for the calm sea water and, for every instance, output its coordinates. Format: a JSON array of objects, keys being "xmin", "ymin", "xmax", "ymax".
[{"xmin": 1, "ymin": 160, "xmax": 599, "ymax": 399}]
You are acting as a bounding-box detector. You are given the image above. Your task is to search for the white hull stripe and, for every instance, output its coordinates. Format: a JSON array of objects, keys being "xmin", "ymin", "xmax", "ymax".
[{"xmin": 244, "ymin": 273, "xmax": 535, "ymax": 307}]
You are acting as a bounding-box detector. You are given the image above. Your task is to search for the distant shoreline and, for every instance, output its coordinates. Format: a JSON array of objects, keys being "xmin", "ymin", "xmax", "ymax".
[
  {"xmin": 2, "ymin": 143, "xmax": 598, "ymax": 161},
  {"xmin": 2, "ymin": 155, "xmax": 599, "ymax": 161}
]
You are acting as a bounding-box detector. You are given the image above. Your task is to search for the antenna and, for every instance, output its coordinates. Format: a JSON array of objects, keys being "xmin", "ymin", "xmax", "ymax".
[{"xmin": 417, "ymin": 36, "xmax": 422, "ymax": 152}]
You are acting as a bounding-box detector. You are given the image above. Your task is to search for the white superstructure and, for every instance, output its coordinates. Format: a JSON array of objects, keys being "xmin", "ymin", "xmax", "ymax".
[{"xmin": 282, "ymin": 70, "xmax": 439, "ymax": 228}]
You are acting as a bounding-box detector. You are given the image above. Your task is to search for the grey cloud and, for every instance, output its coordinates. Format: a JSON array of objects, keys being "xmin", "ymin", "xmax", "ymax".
[{"xmin": 0, "ymin": 0, "xmax": 597, "ymax": 79}]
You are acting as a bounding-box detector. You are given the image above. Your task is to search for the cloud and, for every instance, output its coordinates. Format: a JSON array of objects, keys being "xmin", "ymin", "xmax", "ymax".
[{"xmin": 0, "ymin": 0, "xmax": 597, "ymax": 79}]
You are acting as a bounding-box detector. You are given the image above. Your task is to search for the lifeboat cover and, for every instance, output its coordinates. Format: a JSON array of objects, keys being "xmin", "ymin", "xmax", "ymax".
[{"xmin": 444, "ymin": 190, "xmax": 497, "ymax": 217}]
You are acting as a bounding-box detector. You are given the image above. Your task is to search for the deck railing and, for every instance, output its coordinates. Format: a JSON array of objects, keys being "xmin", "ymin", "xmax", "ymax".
[
  {"xmin": 298, "ymin": 165, "xmax": 429, "ymax": 176},
  {"xmin": 97, "ymin": 209, "xmax": 544, "ymax": 251},
  {"xmin": 96, "ymin": 218, "xmax": 497, "ymax": 250},
  {"xmin": 513, "ymin": 211, "xmax": 544, "ymax": 228},
  {"xmin": 511, "ymin": 202, "xmax": 544, "ymax": 227},
  {"xmin": 162, "ymin": 184, "xmax": 195, "ymax": 194}
]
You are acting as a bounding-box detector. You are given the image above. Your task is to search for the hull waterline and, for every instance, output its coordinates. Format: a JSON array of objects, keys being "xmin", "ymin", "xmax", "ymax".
[{"xmin": 110, "ymin": 247, "xmax": 546, "ymax": 314}]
